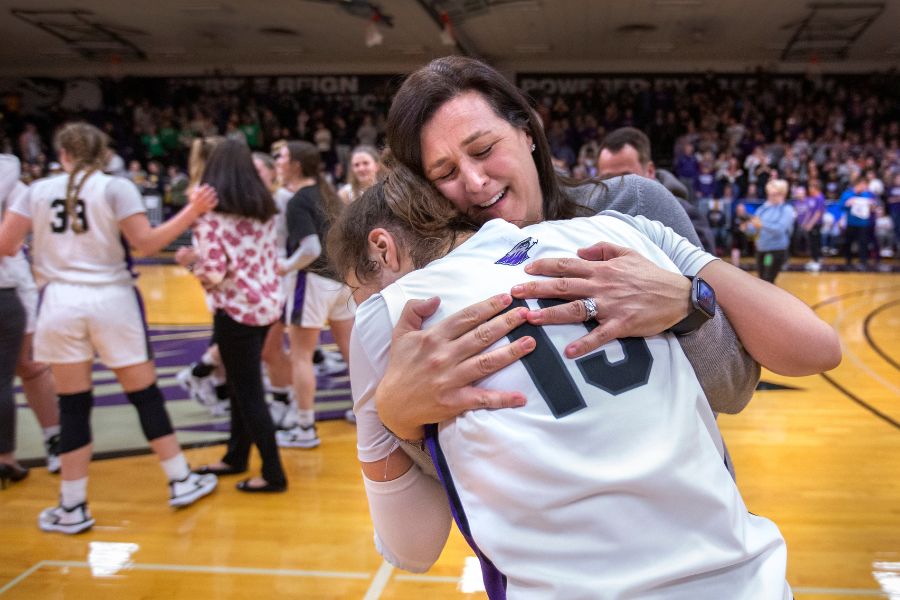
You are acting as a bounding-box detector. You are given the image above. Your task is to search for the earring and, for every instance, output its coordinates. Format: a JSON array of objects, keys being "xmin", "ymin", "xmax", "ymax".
[{"xmin": 531, "ymin": 143, "xmax": 536, "ymax": 152}]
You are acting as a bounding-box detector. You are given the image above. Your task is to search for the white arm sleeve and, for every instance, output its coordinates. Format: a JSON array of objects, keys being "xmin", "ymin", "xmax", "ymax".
[
  {"xmin": 281, "ymin": 234, "xmax": 322, "ymax": 273},
  {"xmin": 599, "ymin": 210, "xmax": 718, "ymax": 276},
  {"xmin": 350, "ymin": 297, "xmax": 398, "ymax": 463},
  {"xmin": 363, "ymin": 467, "xmax": 453, "ymax": 573},
  {"xmin": 352, "ymin": 296, "xmax": 453, "ymax": 570}
]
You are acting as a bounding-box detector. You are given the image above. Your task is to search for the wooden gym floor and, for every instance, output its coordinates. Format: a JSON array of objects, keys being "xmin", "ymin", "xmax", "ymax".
[{"xmin": 0, "ymin": 264, "xmax": 898, "ymax": 599}]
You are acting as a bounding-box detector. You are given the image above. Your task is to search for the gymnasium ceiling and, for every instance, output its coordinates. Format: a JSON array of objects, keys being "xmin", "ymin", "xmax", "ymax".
[{"xmin": 0, "ymin": 0, "xmax": 898, "ymax": 77}]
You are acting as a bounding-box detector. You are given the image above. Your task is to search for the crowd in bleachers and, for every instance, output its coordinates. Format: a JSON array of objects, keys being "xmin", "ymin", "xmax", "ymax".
[{"xmin": 2, "ymin": 70, "xmax": 898, "ymax": 263}]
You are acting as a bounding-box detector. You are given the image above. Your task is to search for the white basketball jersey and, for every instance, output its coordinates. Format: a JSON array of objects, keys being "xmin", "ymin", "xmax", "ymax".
[
  {"xmin": 373, "ymin": 215, "xmax": 789, "ymax": 599},
  {"xmin": 10, "ymin": 171, "xmax": 146, "ymax": 286}
]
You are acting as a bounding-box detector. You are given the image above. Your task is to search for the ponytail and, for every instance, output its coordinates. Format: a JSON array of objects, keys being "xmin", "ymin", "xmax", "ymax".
[{"xmin": 53, "ymin": 122, "xmax": 107, "ymax": 234}]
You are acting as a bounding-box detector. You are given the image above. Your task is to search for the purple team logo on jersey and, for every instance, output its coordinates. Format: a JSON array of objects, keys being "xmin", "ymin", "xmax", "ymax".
[{"xmin": 495, "ymin": 237, "xmax": 538, "ymax": 266}]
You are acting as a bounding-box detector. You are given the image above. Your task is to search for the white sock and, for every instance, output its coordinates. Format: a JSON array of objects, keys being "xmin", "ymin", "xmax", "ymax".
[
  {"xmin": 43, "ymin": 425, "xmax": 61, "ymax": 441},
  {"xmin": 298, "ymin": 409, "xmax": 315, "ymax": 427},
  {"xmin": 160, "ymin": 453, "xmax": 191, "ymax": 482},
  {"xmin": 61, "ymin": 477, "xmax": 88, "ymax": 508}
]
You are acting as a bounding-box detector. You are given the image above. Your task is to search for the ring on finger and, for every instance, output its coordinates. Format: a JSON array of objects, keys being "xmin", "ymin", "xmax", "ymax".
[{"xmin": 581, "ymin": 297, "xmax": 598, "ymax": 322}]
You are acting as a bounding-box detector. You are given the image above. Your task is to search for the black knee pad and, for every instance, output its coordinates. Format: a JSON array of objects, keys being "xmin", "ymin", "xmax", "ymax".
[
  {"xmin": 59, "ymin": 391, "xmax": 93, "ymax": 453},
  {"xmin": 127, "ymin": 384, "xmax": 174, "ymax": 441}
]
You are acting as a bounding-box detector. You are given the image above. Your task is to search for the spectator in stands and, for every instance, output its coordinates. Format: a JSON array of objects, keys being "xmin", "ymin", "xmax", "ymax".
[
  {"xmin": 126, "ymin": 160, "xmax": 147, "ymax": 187},
  {"xmin": 795, "ymin": 182, "xmax": 826, "ymax": 272},
  {"xmin": 332, "ymin": 115, "xmax": 354, "ymax": 171},
  {"xmin": 356, "ymin": 114, "xmax": 378, "ymax": 147},
  {"xmin": 888, "ymin": 173, "xmax": 900, "ymax": 257},
  {"xmin": 874, "ymin": 203, "xmax": 894, "ymax": 258},
  {"xmin": 598, "ymin": 127, "xmax": 715, "ymax": 253},
  {"xmin": 841, "ymin": 176, "xmax": 878, "ymax": 269},
  {"xmin": 716, "ymin": 156, "xmax": 743, "ymax": 199},
  {"xmin": 674, "ymin": 142, "xmax": 700, "ymax": 194},
  {"xmin": 338, "ymin": 145, "xmax": 382, "ymax": 205},
  {"xmin": 104, "ymin": 145, "xmax": 126, "ymax": 177},
  {"xmin": 225, "ymin": 119, "xmax": 247, "ymax": 145},
  {"xmin": 18, "ymin": 123, "xmax": 42, "ymax": 166},
  {"xmin": 141, "ymin": 126, "xmax": 166, "ymax": 161},
  {"xmin": 730, "ymin": 201, "xmax": 755, "ymax": 267},
  {"xmin": 313, "ymin": 120, "xmax": 335, "ymax": 170},
  {"xmin": 744, "ymin": 146, "xmax": 770, "ymax": 196},
  {"xmin": 820, "ymin": 210, "xmax": 839, "ymax": 257},
  {"xmin": 695, "ymin": 162, "xmax": 716, "ymax": 200},
  {"xmin": 746, "ymin": 179, "xmax": 796, "ymax": 283}
]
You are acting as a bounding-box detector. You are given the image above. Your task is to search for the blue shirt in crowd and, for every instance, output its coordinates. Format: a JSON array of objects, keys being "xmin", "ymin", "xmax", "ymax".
[
  {"xmin": 752, "ymin": 202, "xmax": 796, "ymax": 252},
  {"xmin": 840, "ymin": 189, "xmax": 876, "ymax": 227}
]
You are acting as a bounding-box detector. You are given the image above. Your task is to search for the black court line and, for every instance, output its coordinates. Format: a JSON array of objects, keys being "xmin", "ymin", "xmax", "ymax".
[
  {"xmin": 863, "ymin": 299, "xmax": 900, "ymax": 373},
  {"xmin": 811, "ymin": 285, "xmax": 900, "ymax": 431}
]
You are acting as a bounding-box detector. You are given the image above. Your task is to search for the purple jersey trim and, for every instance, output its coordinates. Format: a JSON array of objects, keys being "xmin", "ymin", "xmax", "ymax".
[
  {"xmin": 289, "ymin": 271, "xmax": 308, "ymax": 324},
  {"xmin": 425, "ymin": 424, "xmax": 507, "ymax": 600},
  {"xmin": 121, "ymin": 234, "xmax": 140, "ymax": 280},
  {"xmin": 131, "ymin": 286, "xmax": 154, "ymax": 361},
  {"xmin": 36, "ymin": 285, "xmax": 45, "ymax": 320}
]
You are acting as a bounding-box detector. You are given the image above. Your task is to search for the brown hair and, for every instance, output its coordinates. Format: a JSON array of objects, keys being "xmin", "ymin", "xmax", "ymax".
[
  {"xmin": 53, "ymin": 122, "xmax": 109, "ymax": 234},
  {"xmin": 599, "ymin": 127, "xmax": 653, "ymax": 167},
  {"xmin": 386, "ymin": 56, "xmax": 586, "ymax": 221},
  {"xmin": 328, "ymin": 159, "xmax": 477, "ymax": 287},
  {"xmin": 285, "ymin": 140, "xmax": 343, "ymax": 224}
]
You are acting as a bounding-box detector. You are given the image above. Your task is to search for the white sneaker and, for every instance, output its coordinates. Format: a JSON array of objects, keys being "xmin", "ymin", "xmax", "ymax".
[
  {"xmin": 39, "ymin": 502, "xmax": 95, "ymax": 534},
  {"xmin": 276, "ymin": 424, "xmax": 320, "ymax": 448},
  {"xmin": 208, "ymin": 400, "xmax": 230, "ymax": 418},
  {"xmin": 344, "ymin": 409, "xmax": 356, "ymax": 424},
  {"xmin": 45, "ymin": 434, "xmax": 61, "ymax": 474},
  {"xmin": 805, "ymin": 261, "xmax": 822, "ymax": 272},
  {"xmin": 269, "ymin": 400, "xmax": 300, "ymax": 430},
  {"xmin": 169, "ymin": 472, "xmax": 218, "ymax": 508},
  {"xmin": 177, "ymin": 366, "xmax": 220, "ymax": 411},
  {"xmin": 314, "ymin": 352, "xmax": 348, "ymax": 377}
]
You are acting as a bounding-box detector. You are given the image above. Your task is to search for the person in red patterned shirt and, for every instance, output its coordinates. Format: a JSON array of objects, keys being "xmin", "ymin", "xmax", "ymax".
[{"xmin": 176, "ymin": 139, "xmax": 288, "ymax": 493}]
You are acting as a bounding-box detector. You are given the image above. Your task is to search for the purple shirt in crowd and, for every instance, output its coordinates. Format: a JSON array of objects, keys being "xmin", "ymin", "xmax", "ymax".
[{"xmin": 795, "ymin": 193, "xmax": 825, "ymax": 229}]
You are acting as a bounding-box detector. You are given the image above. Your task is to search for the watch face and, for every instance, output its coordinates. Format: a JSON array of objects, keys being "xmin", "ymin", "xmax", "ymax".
[{"xmin": 695, "ymin": 278, "xmax": 716, "ymax": 317}]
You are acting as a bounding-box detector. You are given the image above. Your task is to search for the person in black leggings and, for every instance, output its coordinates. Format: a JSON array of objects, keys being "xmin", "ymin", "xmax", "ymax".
[{"xmin": 0, "ymin": 288, "xmax": 27, "ymax": 487}]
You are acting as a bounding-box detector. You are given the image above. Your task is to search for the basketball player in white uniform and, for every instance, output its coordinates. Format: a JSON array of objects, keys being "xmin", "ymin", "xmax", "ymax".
[
  {"xmin": 337, "ymin": 173, "xmax": 796, "ymax": 599},
  {"xmin": 0, "ymin": 123, "xmax": 219, "ymax": 534}
]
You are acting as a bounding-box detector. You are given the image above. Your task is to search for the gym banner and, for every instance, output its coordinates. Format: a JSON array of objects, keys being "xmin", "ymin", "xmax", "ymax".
[{"xmin": 1, "ymin": 74, "xmax": 402, "ymax": 116}]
